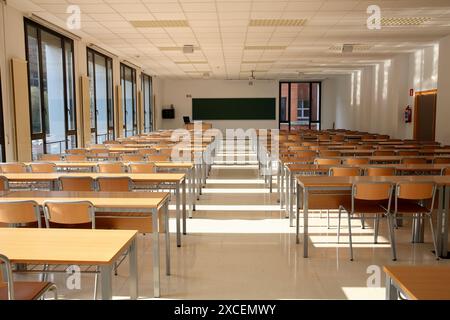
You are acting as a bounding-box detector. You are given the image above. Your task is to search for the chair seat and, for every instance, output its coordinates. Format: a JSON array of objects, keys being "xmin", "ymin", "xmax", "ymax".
[
  {"xmin": 390, "ymin": 200, "xmax": 430, "ymax": 214},
  {"xmin": 0, "ymin": 282, "xmax": 54, "ymax": 300},
  {"xmin": 340, "ymin": 200, "xmax": 389, "ymax": 214}
]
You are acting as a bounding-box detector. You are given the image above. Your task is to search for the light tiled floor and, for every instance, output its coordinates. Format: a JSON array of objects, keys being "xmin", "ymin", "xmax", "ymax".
[{"xmin": 19, "ymin": 148, "xmax": 450, "ymax": 300}]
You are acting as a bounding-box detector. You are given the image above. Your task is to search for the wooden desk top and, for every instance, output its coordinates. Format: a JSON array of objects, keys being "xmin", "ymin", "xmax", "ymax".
[
  {"xmin": 384, "ymin": 265, "xmax": 450, "ymax": 300},
  {"xmin": 287, "ymin": 163, "xmax": 448, "ymax": 172},
  {"xmin": 1, "ymin": 172, "xmax": 185, "ymax": 183},
  {"xmin": 0, "ymin": 228, "xmax": 137, "ymax": 265},
  {"xmin": 1, "ymin": 190, "xmax": 170, "ymax": 209},
  {"xmin": 296, "ymin": 175, "xmax": 450, "ymax": 188},
  {"xmin": 26, "ymin": 161, "xmax": 194, "ymax": 169}
]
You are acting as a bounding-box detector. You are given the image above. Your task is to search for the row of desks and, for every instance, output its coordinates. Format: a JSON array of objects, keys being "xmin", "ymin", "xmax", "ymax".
[{"xmin": 0, "ymin": 190, "xmax": 171, "ymax": 299}]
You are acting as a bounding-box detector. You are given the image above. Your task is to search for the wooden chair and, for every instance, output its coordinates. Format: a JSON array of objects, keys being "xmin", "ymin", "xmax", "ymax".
[
  {"xmin": 96, "ymin": 162, "xmax": 126, "ymax": 173},
  {"xmin": 434, "ymin": 158, "xmax": 450, "ymax": 164},
  {"xmin": 401, "ymin": 158, "xmax": 427, "ymax": 164},
  {"xmin": 0, "ymin": 200, "xmax": 41, "ymax": 228},
  {"xmin": 120, "ymin": 155, "xmax": 144, "ymax": 162},
  {"xmin": 398, "ymin": 151, "xmax": 419, "ymax": 156},
  {"xmin": 330, "ymin": 167, "xmax": 361, "ymax": 176},
  {"xmin": 159, "ymin": 149, "xmax": 173, "ymax": 157},
  {"xmin": 331, "ymin": 135, "xmax": 345, "ymax": 142},
  {"xmin": 66, "ymin": 149, "xmax": 86, "ymax": 155},
  {"xmin": 319, "ymin": 151, "xmax": 340, "ymax": 157},
  {"xmin": 338, "ymin": 182, "xmax": 394, "ymax": 261},
  {"xmin": 442, "ymin": 167, "xmax": 450, "ymax": 175},
  {"xmin": 0, "ymin": 176, "xmax": 9, "ymax": 191},
  {"xmin": 39, "ymin": 154, "xmax": 61, "ymax": 161},
  {"xmin": 0, "ymin": 254, "xmax": 57, "ymax": 300},
  {"xmin": 128, "ymin": 162, "xmax": 155, "ymax": 173},
  {"xmin": 97, "ymin": 177, "xmax": 131, "ymax": 192},
  {"xmin": 43, "ymin": 200, "xmax": 97, "ymax": 299},
  {"xmin": 58, "ymin": 176, "xmax": 95, "ymax": 192},
  {"xmin": 345, "ymin": 158, "xmax": 369, "ymax": 165},
  {"xmin": 389, "ymin": 182, "xmax": 438, "ymax": 261},
  {"xmin": 147, "ymin": 155, "xmax": 170, "ymax": 162},
  {"xmin": 366, "ymin": 167, "xmax": 396, "ymax": 176},
  {"xmin": 0, "ymin": 163, "xmax": 27, "ymax": 173},
  {"xmin": 29, "ymin": 163, "xmax": 56, "ymax": 173},
  {"xmin": 64, "ymin": 154, "xmax": 87, "ymax": 162},
  {"xmin": 315, "ymin": 158, "xmax": 341, "ymax": 165},
  {"xmin": 373, "ymin": 150, "xmax": 395, "ymax": 156},
  {"xmin": 138, "ymin": 149, "xmax": 157, "ymax": 157}
]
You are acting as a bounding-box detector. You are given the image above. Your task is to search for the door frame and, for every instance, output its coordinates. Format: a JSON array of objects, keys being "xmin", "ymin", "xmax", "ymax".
[{"xmin": 413, "ymin": 89, "xmax": 437, "ymax": 141}]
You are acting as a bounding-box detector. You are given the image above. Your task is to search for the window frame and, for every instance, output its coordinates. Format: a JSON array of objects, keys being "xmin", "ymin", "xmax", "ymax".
[
  {"xmin": 120, "ymin": 63, "xmax": 137, "ymax": 137},
  {"xmin": 24, "ymin": 18, "xmax": 77, "ymax": 158},
  {"xmin": 141, "ymin": 73, "xmax": 153, "ymax": 133},
  {"xmin": 278, "ymin": 81, "xmax": 322, "ymax": 131},
  {"xmin": 87, "ymin": 47, "xmax": 115, "ymax": 144}
]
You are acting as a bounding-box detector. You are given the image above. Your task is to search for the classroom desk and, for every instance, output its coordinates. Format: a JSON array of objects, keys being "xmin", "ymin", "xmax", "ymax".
[
  {"xmin": 27, "ymin": 161, "xmax": 198, "ymax": 216},
  {"xmin": 1, "ymin": 172, "xmax": 187, "ymax": 248},
  {"xmin": 295, "ymin": 175, "xmax": 450, "ymax": 258},
  {"xmin": 0, "ymin": 190, "xmax": 170, "ymax": 298},
  {"xmin": 0, "ymin": 227, "xmax": 138, "ymax": 300},
  {"xmin": 384, "ymin": 265, "xmax": 450, "ymax": 300}
]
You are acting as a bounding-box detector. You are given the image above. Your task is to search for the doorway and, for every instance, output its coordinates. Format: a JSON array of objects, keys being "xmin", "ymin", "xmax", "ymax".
[{"xmin": 413, "ymin": 89, "xmax": 437, "ymax": 141}]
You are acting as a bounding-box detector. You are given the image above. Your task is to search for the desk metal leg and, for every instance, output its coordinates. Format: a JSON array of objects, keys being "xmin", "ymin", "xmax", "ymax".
[
  {"xmin": 100, "ymin": 264, "xmax": 113, "ymax": 300},
  {"xmin": 303, "ymin": 187, "xmax": 309, "ymax": 258},
  {"xmin": 164, "ymin": 202, "xmax": 171, "ymax": 276},
  {"xmin": 443, "ymin": 186, "xmax": 449, "ymax": 256},
  {"xmin": 269, "ymin": 160, "xmax": 273, "ymax": 194},
  {"xmin": 189, "ymin": 168, "xmax": 194, "ymax": 216},
  {"xmin": 152, "ymin": 207, "xmax": 160, "ymax": 298},
  {"xmin": 289, "ymin": 171, "xmax": 294, "ymax": 227},
  {"xmin": 285, "ymin": 168, "xmax": 290, "ymax": 218},
  {"xmin": 129, "ymin": 238, "xmax": 138, "ymax": 299},
  {"xmin": 280, "ymin": 164, "xmax": 285, "ymax": 209},
  {"xmin": 176, "ymin": 182, "xmax": 181, "ymax": 247},
  {"xmin": 296, "ymin": 183, "xmax": 301, "ymax": 244},
  {"xmin": 182, "ymin": 179, "xmax": 187, "ymax": 235},
  {"xmin": 385, "ymin": 276, "xmax": 398, "ymax": 300},
  {"xmin": 438, "ymin": 186, "xmax": 449, "ymax": 257},
  {"xmin": 276, "ymin": 160, "xmax": 280, "ymax": 200}
]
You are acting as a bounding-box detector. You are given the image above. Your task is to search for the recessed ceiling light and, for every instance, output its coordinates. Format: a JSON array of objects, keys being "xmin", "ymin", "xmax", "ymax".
[
  {"xmin": 381, "ymin": 17, "xmax": 431, "ymax": 26},
  {"xmin": 249, "ymin": 19, "xmax": 306, "ymax": 27},
  {"xmin": 130, "ymin": 20, "xmax": 189, "ymax": 28}
]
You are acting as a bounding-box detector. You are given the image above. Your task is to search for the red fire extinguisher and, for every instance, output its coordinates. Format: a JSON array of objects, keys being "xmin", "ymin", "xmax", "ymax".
[{"xmin": 404, "ymin": 105, "xmax": 412, "ymax": 123}]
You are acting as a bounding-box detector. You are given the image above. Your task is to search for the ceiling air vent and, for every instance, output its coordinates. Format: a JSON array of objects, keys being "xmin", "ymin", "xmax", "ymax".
[{"xmin": 381, "ymin": 17, "xmax": 431, "ymax": 26}]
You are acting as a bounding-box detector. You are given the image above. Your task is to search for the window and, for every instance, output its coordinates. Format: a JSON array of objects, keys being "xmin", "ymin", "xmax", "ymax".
[
  {"xmin": 142, "ymin": 74, "xmax": 153, "ymax": 133},
  {"xmin": 24, "ymin": 19, "xmax": 77, "ymax": 159},
  {"xmin": 0, "ymin": 74, "xmax": 5, "ymax": 161},
  {"xmin": 279, "ymin": 82, "xmax": 321, "ymax": 131},
  {"xmin": 120, "ymin": 64, "xmax": 137, "ymax": 137},
  {"xmin": 87, "ymin": 48, "xmax": 114, "ymax": 144}
]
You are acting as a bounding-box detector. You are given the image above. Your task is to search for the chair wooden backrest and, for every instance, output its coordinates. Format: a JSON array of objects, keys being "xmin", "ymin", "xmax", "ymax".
[
  {"xmin": 331, "ymin": 135, "xmax": 345, "ymax": 142},
  {"xmin": 353, "ymin": 182, "xmax": 393, "ymax": 201},
  {"xmin": 441, "ymin": 167, "xmax": 450, "ymax": 176},
  {"xmin": 66, "ymin": 149, "xmax": 86, "ymax": 155},
  {"xmin": 43, "ymin": 201, "xmax": 95, "ymax": 228},
  {"xmin": 120, "ymin": 155, "xmax": 144, "ymax": 162},
  {"xmin": 0, "ymin": 200, "xmax": 41, "ymax": 227},
  {"xmin": 128, "ymin": 162, "xmax": 155, "ymax": 173},
  {"xmin": 64, "ymin": 154, "xmax": 87, "ymax": 162},
  {"xmin": 97, "ymin": 177, "xmax": 131, "ymax": 192},
  {"xmin": 330, "ymin": 167, "xmax": 360, "ymax": 176},
  {"xmin": 0, "ymin": 176, "xmax": 9, "ymax": 191},
  {"xmin": 434, "ymin": 158, "xmax": 450, "ymax": 164},
  {"xmin": 401, "ymin": 158, "xmax": 427, "ymax": 164},
  {"xmin": 345, "ymin": 158, "xmax": 369, "ymax": 165},
  {"xmin": 29, "ymin": 162, "xmax": 56, "ymax": 173},
  {"xmin": 366, "ymin": 167, "xmax": 396, "ymax": 176},
  {"xmin": 373, "ymin": 150, "xmax": 395, "ymax": 156},
  {"xmin": 315, "ymin": 158, "xmax": 341, "ymax": 165},
  {"xmin": 319, "ymin": 151, "xmax": 340, "ymax": 157},
  {"xmin": 0, "ymin": 163, "xmax": 27, "ymax": 173},
  {"xmin": 39, "ymin": 154, "xmax": 61, "ymax": 161},
  {"xmin": 97, "ymin": 162, "xmax": 125, "ymax": 173},
  {"xmin": 59, "ymin": 176, "xmax": 95, "ymax": 192},
  {"xmin": 138, "ymin": 149, "xmax": 157, "ymax": 156},
  {"xmin": 398, "ymin": 151, "xmax": 419, "ymax": 156},
  {"xmin": 147, "ymin": 155, "xmax": 170, "ymax": 162},
  {"xmin": 396, "ymin": 182, "xmax": 435, "ymax": 201},
  {"xmin": 159, "ymin": 148, "xmax": 173, "ymax": 157}
]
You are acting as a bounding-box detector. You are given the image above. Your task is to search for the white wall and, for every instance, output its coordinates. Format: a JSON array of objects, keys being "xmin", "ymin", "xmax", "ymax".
[
  {"xmin": 321, "ymin": 77, "xmax": 337, "ymax": 130},
  {"xmin": 157, "ymin": 79, "xmax": 279, "ymax": 131},
  {"xmin": 333, "ymin": 44, "xmax": 440, "ymax": 140},
  {"xmin": 436, "ymin": 35, "xmax": 450, "ymax": 145}
]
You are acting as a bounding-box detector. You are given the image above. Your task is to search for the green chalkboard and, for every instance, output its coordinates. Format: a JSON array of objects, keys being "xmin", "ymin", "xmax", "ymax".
[{"xmin": 192, "ymin": 98, "xmax": 276, "ymax": 120}]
